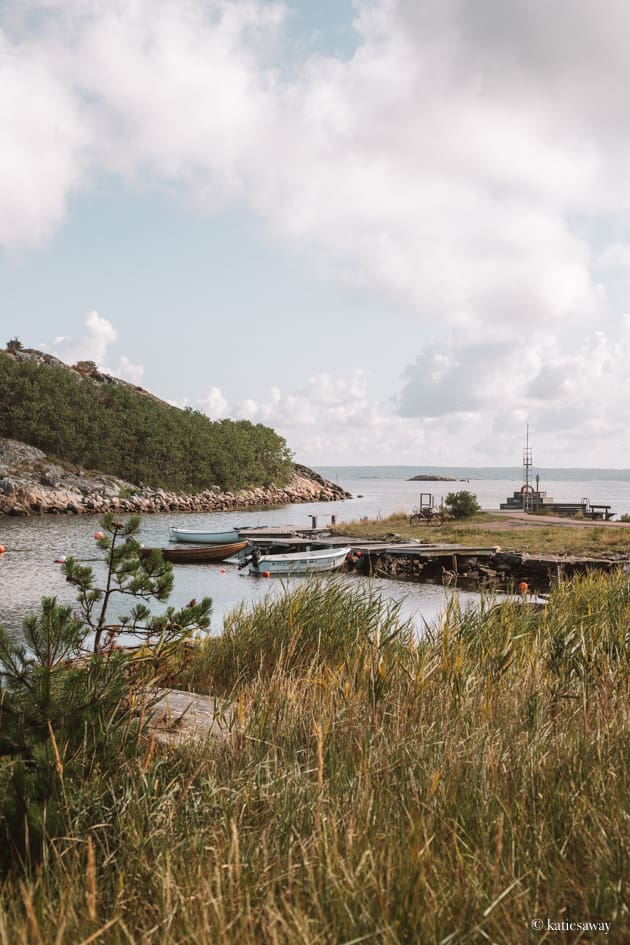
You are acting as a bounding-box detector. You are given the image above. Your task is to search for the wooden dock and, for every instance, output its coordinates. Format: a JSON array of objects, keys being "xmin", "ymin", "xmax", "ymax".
[
  {"xmin": 238, "ymin": 526, "xmax": 499, "ymax": 569},
  {"xmin": 237, "ymin": 526, "xmax": 619, "ymax": 589}
]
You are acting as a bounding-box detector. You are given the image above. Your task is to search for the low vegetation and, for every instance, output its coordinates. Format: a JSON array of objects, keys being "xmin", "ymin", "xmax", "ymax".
[
  {"xmin": 443, "ymin": 489, "xmax": 481, "ymax": 518},
  {"xmin": 1, "ymin": 557, "xmax": 629, "ymax": 942},
  {"xmin": 0, "ymin": 347, "xmax": 293, "ymax": 492},
  {"xmin": 0, "ymin": 514, "xmax": 211, "ymax": 871},
  {"xmin": 335, "ymin": 510, "xmax": 630, "ymax": 556}
]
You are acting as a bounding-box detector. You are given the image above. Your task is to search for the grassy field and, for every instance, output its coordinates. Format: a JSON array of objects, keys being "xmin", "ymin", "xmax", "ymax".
[
  {"xmin": 333, "ymin": 510, "xmax": 630, "ymax": 557},
  {"xmin": 1, "ymin": 574, "xmax": 629, "ymax": 943}
]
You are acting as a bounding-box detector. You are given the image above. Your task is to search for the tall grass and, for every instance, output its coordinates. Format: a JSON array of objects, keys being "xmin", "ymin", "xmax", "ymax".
[
  {"xmin": 1, "ymin": 574, "xmax": 629, "ymax": 943},
  {"xmin": 179, "ymin": 578, "xmax": 413, "ymax": 695}
]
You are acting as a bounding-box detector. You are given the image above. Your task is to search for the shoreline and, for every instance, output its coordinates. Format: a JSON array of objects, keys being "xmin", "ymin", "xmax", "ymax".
[
  {"xmin": 0, "ymin": 440, "xmax": 350, "ymax": 517},
  {"xmin": 332, "ymin": 508, "xmax": 630, "ymax": 592}
]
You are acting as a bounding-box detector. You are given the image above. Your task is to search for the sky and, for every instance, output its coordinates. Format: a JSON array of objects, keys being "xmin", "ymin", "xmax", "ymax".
[{"xmin": 3, "ymin": 0, "xmax": 630, "ymax": 468}]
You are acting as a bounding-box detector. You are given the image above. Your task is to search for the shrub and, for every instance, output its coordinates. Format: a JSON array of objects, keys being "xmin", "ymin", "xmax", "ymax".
[
  {"xmin": 73, "ymin": 359, "xmax": 98, "ymax": 376},
  {"xmin": 444, "ymin": 489, "xmax": 481, "ymax": 518}
]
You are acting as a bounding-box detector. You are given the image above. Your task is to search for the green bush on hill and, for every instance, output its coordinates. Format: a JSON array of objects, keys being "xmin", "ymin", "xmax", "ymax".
[{"xmin": 0, "ymin": 353, "xmax": 294, "ymax": 492}]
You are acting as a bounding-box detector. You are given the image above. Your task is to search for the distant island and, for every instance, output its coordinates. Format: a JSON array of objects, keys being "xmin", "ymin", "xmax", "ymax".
[{"xmin": 407, "ymin": 474, "xmax": 458, "ymax": 481}]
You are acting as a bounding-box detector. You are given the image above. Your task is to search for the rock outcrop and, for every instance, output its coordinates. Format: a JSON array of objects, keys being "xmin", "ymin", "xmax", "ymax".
[{"xmin": 0, "ymin": 439, "xmax": 350, "ymax": 516}]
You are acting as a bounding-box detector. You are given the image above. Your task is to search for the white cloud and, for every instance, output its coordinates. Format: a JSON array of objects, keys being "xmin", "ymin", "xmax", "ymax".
[
  {"xmin": 42, "ymin": 310, "xmax": 116, "ymax": 364},
  {"xmin": 194, "ymin": 370, "xmax": 434, "ymax": 464},
  {"xmin": 0, "ymin": 29, "xmax": 88, "ymax": 247},
  {"xmin": 198, "ymin": 386, "xmax": 228, "ymax": 420},
  {"xmin": 41, "ymin": 310, "xmax": 144, "ymax": 383},
  {"xmin": 115, "ymin": 355, "xmax": 145, "ymax": 386},
  {"xmin": 7, "ymin": 0, "xmax": 630, "ymax": 462},
  {"xmin": 395, "ymin": 322, "xmax": 630, "ymax": 464},
  {"xmin": 0, "ymin": 0, "xmax": 622, "ymax": 346}
]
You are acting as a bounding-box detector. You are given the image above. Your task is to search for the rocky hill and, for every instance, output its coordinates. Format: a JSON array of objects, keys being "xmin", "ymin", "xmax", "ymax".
[
  {"xmin": 0, "ymin": 345, "xmax": 296, "ymax": 494},
  {"xmin": 0, "ymin": 439, "xmax": 350, "ymax": 516},
  {"xmin": 0, "ymin": 344, "xmax": 350, "ymax": 514}
]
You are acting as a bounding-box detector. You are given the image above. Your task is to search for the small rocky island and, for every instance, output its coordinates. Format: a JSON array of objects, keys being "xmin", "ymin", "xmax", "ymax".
[{"xmin": 407, "ymin": 474, "xmax": 458, "ymax": 482}]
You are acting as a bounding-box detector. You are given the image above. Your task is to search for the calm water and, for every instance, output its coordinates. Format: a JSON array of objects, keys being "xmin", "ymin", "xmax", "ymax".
[{"xmin": 2, "ymin": 465, "xmax": 628, "ymax": 638}]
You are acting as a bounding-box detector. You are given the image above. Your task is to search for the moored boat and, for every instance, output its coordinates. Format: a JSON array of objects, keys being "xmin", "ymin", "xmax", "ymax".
[
  {"xmin": 247, "ymin": 545, "xmax": 352, "ymax": 575},
  {"xmin": 140, "ymin": 540, "xmax": 249, "ymax": 563},
  {"xmin": 169, "ymin": 526, "xmax": 241, "ymax": 544}
]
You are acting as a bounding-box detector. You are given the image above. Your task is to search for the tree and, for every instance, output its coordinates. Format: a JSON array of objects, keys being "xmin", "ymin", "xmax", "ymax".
[
  {"xmin": 73, "ymin": 359, "xmax": 98, "ymax": 376},
  {"xmin": 444, "ymin": 490, "xmax": 481, "ymax": 519},
  {"xmin": 0, "ymin": 353, "xmax": 294, "ymax": 492},
  {"xmin": 0, "ymin": 514, "xmax": 212, "ymax": 866},
  {"xmin": 61, "ymin": 512, "xmax": 211, "ymax": 653},
  {"xmin": 5, "ymin": 337, "xmax": 23, "ymax": 353}
]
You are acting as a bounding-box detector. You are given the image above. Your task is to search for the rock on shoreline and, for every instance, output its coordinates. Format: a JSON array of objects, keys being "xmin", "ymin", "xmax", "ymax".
[{"xmin": 0, "ymin": 439, "xmax": 350, "ymax": 516}]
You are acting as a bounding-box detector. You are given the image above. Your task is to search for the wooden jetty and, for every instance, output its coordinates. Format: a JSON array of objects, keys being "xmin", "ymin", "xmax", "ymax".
[
  {"xmin": 239, "ymin": 526, "xmax": 498, "ymax": 559},
  {"xmin": 237, "ymin": 526, "xmax": 500, "ymax": 581},
  {"xmin": 236, "ymin": 525, "xmax": 621, "ymax": 590}
]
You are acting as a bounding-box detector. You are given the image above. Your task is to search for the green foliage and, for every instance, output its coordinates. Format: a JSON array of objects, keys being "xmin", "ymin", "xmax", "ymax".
[
  {"xmin": 0, "ymin": 353, "xmax": 294, "ymax": 492},
  {"xmin": 62, "ymin": 512, "xmax": 211, "ymax": 653},
  {"xmin": 444, "ymin": 489, "xmax": 481, "ymax": 518},
  {"xmin": 72, "ymin": 359, "xmax": 98, "ymax": 375},
  {"xmin": 0, "ymin": 514, "xmax": 212, "ymax": 869},
  {"xmin": 180, "ymin": 578, "xmax": 413, "ymax": 695},
  {"xmin": 5, "ymin": 337, "xmax": 22, "ymax": 353},
  {"xmin": 2, "ymin": 573, "xmax": 630, "ymax": 942},
  {"xmin": 0, "ymin": 598, "xmax": 132, "ymax": 867}
]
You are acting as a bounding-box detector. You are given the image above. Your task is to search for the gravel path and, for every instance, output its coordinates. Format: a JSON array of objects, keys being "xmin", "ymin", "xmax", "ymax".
[{"xmin": 477, "ymin": 511, "xmax": 630, "ymax": 530}]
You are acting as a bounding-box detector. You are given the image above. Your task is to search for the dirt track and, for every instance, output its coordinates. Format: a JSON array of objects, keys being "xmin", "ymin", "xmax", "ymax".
[{"xmin": 476, "ymin": 511, "xmax": 630, "ymax": 531}]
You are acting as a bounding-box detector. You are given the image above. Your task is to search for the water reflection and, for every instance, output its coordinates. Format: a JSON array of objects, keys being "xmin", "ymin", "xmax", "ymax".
[{"xmin": 0, "ymin": 510, "xmax": 490, "ymax": 636}]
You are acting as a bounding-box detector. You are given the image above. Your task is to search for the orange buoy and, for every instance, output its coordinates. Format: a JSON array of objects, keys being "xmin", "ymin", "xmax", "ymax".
[
  {"xmin": 94, "ymin": 531, "xmax": 104, "ymax": 540},
  {"xmin": 0, "ymin": 544, "xmax": 5, "ymax": 554},
  {"xmin": 518, "ymin": 581, "xmax": 529, "ymax": 595},
  {"xmin": 55, "ymin": 556, "xmax": 67, "ymax": 564},
  {"xmin": 220, "ymin": 568, "xmax": 226, "ymax": 573},
  {"xmin": 262, "ymin": 571, "xmax": 271, "ymax": 578}
]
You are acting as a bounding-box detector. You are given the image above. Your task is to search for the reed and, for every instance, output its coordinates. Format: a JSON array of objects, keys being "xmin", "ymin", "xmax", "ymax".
[
  {"xmin": 1, "ymin": 575, "xmax": 628, "ymax": 943},
  {"xmin": 179, "ymin": 578, "xmax": 413, "ymax": 695}
]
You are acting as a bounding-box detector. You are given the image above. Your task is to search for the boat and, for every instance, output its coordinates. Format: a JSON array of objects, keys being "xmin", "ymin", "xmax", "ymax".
[
  {"xmin": 247, "ymin": 545, "xmax": 352, "ymax": 575},
  {"xmin": 169, "ymin": 526, "xmax": 241, "ymax": 544},
  {"xmin": 140, "ymin": 541, "xmax": 249, "ymax": 563}
]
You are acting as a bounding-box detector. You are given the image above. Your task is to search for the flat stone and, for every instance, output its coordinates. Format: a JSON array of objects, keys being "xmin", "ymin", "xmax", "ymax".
[{"xmin": 146, "ymin": 688, "xmax": 233, "ymax": 745}]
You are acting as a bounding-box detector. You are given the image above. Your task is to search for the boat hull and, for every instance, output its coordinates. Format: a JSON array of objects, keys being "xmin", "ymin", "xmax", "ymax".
[
  {"xmin": 169, "ymin": 527, "xmax": 241, "ymax": 544},
  {"xmin": 248, "ymin": 546, "xmax": 351, "ymax": 575},
  {"xmin": 141, "ymin": 541, "xmax": 249, "ymax": 563}
]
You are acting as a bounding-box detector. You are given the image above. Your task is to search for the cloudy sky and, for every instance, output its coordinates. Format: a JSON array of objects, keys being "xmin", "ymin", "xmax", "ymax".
[{"xmin": 3, "ymin": 0, "xmax": 630, "ymax": 467}]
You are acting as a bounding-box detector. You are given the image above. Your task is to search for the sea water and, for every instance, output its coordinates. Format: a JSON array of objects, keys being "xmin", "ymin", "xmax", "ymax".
[{"xmin": 1, "ymin": 465, "xmax": 629, "ymax": 637}]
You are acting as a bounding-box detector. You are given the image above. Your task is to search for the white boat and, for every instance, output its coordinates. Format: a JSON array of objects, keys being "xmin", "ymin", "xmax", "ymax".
[
  {"xmin": 169, "ymin": 526, "xmax": 241, "ymax": 544},
  {"xmin": 248, "ymin": 546, "xmax": 352, "ymax": 575}
]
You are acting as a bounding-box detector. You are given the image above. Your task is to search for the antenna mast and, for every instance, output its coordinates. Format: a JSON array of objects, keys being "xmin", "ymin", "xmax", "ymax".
[{"xmin": 522, "ymin": 425, "xmax": 533, "ymax": 511}]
